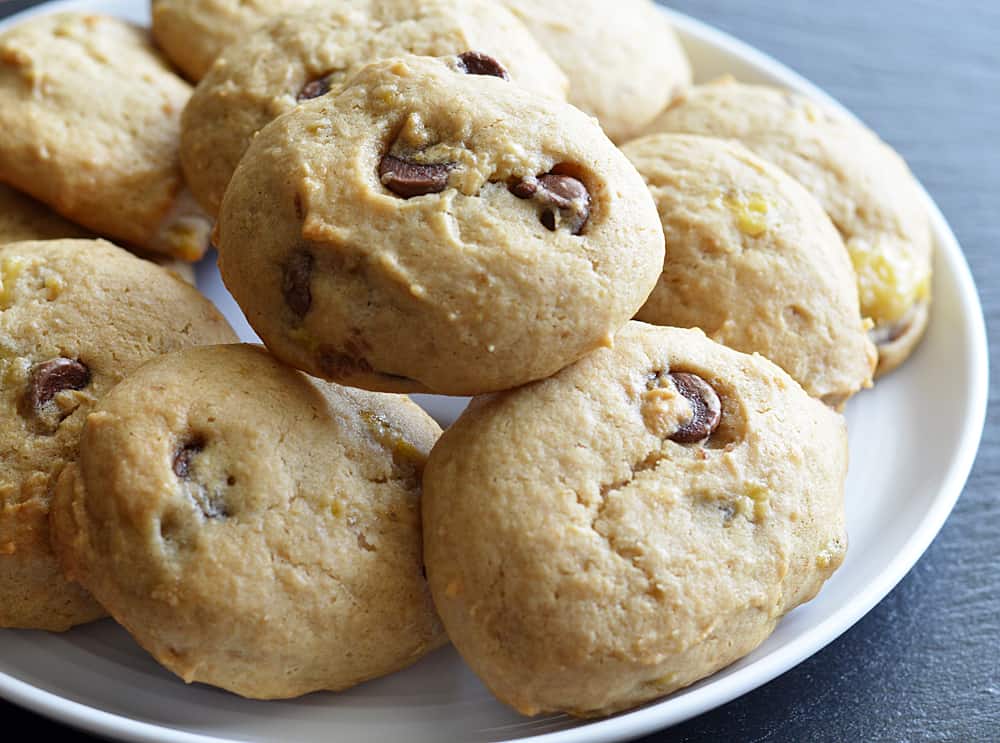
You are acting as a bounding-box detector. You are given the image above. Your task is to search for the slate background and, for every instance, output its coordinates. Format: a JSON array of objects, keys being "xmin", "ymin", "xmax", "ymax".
[{"xmin": 0, "ymin": 0, "xmax": 997, "ymax": 740}]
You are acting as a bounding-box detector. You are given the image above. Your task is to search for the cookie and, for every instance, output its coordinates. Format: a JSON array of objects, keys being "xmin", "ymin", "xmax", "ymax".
[
  {"xmin": 641, "ymin": 81, "xmax": 933, "ymax": 375},
  {"xmin": 0, "ymin": 239, "xmax": 237, "ymax": 631},
  {"xmin": 622, "ymin": 134, "xmax": 877, "ymax": 407},
  {"xmin": 0, "ymin": 184, "xmax": 195, "ymax": 284},
  {"xmin": 50, "ymin": 344, "xmax": 446, "ymax": 698},
  {"xmin": 501, "ymin": 0, "xmax": 691, "ymax": 143},
  {"xmin": 0, "ymin": 13, "xmax": 211, "ymax": 261},
  {"xmin": 0, "ymin": 183, "xmax": 91, "ymax": 244},
  {"xmin": 217, "ymin": 56, "xmax": 664, "ymax": 396},
  {"xmin": 152, "ymin": 0, "xmax": 314, "ymax": 82},
  {"xmin": 182, "ymin": 0, "xmax": 568, "ymax": 215},
  {"xmin": 423, "ymin": 322, "xmax": 848, "ymax": 717}
]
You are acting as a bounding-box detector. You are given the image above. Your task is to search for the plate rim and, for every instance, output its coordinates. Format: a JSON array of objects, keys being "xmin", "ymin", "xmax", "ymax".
[{"xmin": 0, "ymin": 3, "xmax": 989, "ymax": 743}]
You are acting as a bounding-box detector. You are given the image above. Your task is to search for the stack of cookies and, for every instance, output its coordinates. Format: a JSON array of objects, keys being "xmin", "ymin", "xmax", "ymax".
[{"xmin": 0, "ymin": 0, "xmax": 932, "ymax": 720}]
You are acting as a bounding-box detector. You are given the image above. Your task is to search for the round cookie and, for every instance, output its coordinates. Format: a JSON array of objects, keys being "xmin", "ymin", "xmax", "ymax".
[
  {"xmin": 641, "ymin": 80, "xmax": 933, "ymax": 375},
  {"xmin": 182, "ymin": 0, "xmax": 569, "ymax": 215},
  {"xmin": 217, "ymin": 56, "xmax": 664, "ymax": 396},
  {"xmin": 50, "ymin": 344, "xmax": 446, "ymax": 698},
  {"xmin": 501, "ymin": 0, "xmax": 691, "ymax": 143},
  {"xmin": 0, "ymin": 13, "xmax": 211, "ymax": 261},
  {"xmin": 152, "ymin": 0, "xmax": 315, "ymax": 82},
  {"xmin": 0, "ymin": 239, "xmax": 237, "ymax": 632},
  {"xmin": 622, "ymin": 134, "xmax": 877, "ymax": 408},
  {"xmin": 423, "ymin": 322, "xmax": 848, "ymax": 717}
]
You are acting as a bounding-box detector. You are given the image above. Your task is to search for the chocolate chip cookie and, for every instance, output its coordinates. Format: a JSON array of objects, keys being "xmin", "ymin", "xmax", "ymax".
[
  {"xmin": 423, "ymin": 322, "xmax": 848, "ymax": 717},
  {"xmin": 0, "ymin": 13, "xmax": 211, "ymax": 261},
  {"xmin": 501, "ymin": 0, "xmax": 691, "ymax": 143},
  {"xmin": 182, "ymin": 0, "xmax": 568, "ymax": 215},
  {"xmin": 216, "ymin": 56, "xmax": 664, "ymax": 395},
  {"xmin": 641, "ymin": 80, "xmax": 933, "ymax": 375},
  {"xmin": 152, "ymin": 0, "xmax": 314, "ymax": 81},
  {"xmin": 623, "ymin": 134, "xmax": 877, "ymax": 407},
  {"xmin": 0, "ymin": 239, "xmax": 236, "ymax": 631},
  {"xmin": 51, "ymin": 344, "xmax": 446, "ymax": 698}
]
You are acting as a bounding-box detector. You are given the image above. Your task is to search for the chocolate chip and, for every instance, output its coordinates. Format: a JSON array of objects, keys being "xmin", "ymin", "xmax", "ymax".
[
  {"xmin": 297, "ymin": 75, "xmax": 332, "ymax": 101},
  {"xmin": 379, "ymin": 155, "xmax": 454, "ymax": 199},
  {"xmin": 509, "ymin": 172, "xmax": 591, "ymax": 234},
  {"xmin": 508, "ymin": 179, "xmax": 537, "ymax": 199},
  {"xmin": 456, "ymin": 51, "xmax": 509, "ymax": 80},
  {"xmin": 173, "ymin": 438, "xmax": 205, "ymax": 479},
  {"xmin": 172, "ymin": 438, "xmax": 228, "ymax": 519},
  {"xmin": 23, "ymin": 358, "xmax": 91, "ymax": 414},
  {"xmin": 283, "ymin": 251, "xmax": 313, "ymax": 318},
  {"xmin": 668, "ymin": 372, "xmax": 722, "ymax": 444}
]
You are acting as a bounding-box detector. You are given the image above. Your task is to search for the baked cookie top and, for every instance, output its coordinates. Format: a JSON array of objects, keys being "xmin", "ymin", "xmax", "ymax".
[
  {"xmin": 0, "ymin": 13, "xmax": 209, "ymax": 261},
  {"xmin": 217, "ymin": 55, "xmax": 664, "ymax": 396},
  {"xmin": 423, "ymin": 322, "xmax": 848, "ymax": 717},
  {"xmin": 0, "ymin": 238, "xmax": 236, "ymax": 631},
  {"xmin": 502, "ymin": 0, "xmax": 691, "ymax": 143},
  {"xmin": 623, "ymin": 134, "xmax": 877, "ymax": 407},
  {"xmin": 152, "ymin": 0, "xmax": 315, "ymax": 81},
  {"xmin": 51, "ymin": 344, "xmax": 446, "ymax": 698},
  {"xmin": 182, "ymin": 0, "xmax": 568, "ymax": 215},
  {"xmin": 641, "ymin": 80, "xmax": 933, "ymax": 375}
]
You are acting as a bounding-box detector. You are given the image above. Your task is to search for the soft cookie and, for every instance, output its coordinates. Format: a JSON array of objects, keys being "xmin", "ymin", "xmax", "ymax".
[
  {"xmin": 152, "ymin": 0, "xmax": 314, "ymax": 81},
  {"xmin": 51, "ymin": 344, "xmax": 446, "ymax": 698},
  {"xmin": 0, "ymin": 239, "xmax": 236, "ymax": 631},
  {"xmin": 423, "ymin": 322, "xmax": 848, "ymax": 717},
  {"xmin": 641, "ymin": 81, "xmax": 933, "ymax": 375},
  {"xmin": 0, "ymin": 183, "xmax": 91, "ymax": 245},
  {"xmin": 622, "ymin": 134, "xmax": 876, "ymax": 407},
  {"xmin": 0, "ymin": 13, "xmax": 211, "ymax": 261},
  {"xmin": 0, "ymin": 184, "xmax": 195, "ymax": 284},
  {"xmin": 182, "ymin": 0, "xmax": 568, "ymax": 215},
  {"xmin": 217, "ymin": 56, "xmax": 664, "ymax": 395},
  {"xmin": 501, "ymin": 0, "xmax": 691, "ymax": 142}
]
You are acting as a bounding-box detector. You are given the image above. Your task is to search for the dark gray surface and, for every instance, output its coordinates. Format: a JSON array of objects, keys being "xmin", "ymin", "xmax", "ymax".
[{"xmin": 0, "ymin": 0, "xmax": 997, "ymax": 741}]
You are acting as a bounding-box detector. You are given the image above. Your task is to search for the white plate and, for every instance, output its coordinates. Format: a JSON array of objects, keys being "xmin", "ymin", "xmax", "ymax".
[{"xmin": 0, "ymin": 2, "xmax": 989, "ymax": 741}]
